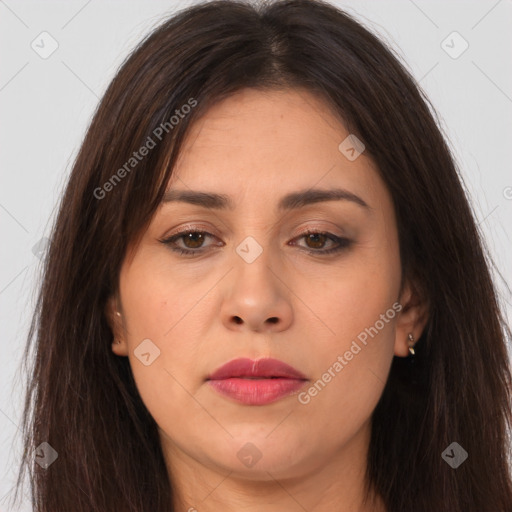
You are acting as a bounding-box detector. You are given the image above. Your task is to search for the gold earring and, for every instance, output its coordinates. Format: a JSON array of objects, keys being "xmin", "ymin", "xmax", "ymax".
[
  {"xmin": 407, "ymin": 333, "xmax": 415, "ymax": 356},
  {"xmin": 115, "ymin": 311, "xmax": 121, "ymax": 317}
]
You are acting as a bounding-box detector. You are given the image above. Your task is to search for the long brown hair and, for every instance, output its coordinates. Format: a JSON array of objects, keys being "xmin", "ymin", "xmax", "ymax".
[{"xmin": 10, "ymin": 1, "xmax": 512, "ymax": 510}]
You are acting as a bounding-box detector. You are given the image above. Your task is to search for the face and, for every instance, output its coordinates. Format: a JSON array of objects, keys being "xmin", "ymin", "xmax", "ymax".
[{"xmin": 109, "ymin": 88, "xmax": 423, "ymax": 486}]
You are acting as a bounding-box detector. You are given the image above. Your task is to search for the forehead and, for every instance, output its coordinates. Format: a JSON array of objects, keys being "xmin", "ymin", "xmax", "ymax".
[{"xmin": 168, "ymin": 88, "xmax": 387, "ymax": 211}]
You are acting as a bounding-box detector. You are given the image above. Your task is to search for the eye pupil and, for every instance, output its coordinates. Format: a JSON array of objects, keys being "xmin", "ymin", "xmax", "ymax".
[
  {"xmin": 305, "ymin": 233, "xmax": 327, "ymax": 249},
  {"xmin": 183, "ymin": 232, "xmax": 205, "ymax": 248}
]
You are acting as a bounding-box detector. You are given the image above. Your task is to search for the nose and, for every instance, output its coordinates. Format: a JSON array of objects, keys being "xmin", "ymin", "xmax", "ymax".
[{"xmin": 220, "ymin": 259, "xmax": 293, "ymax": 334}]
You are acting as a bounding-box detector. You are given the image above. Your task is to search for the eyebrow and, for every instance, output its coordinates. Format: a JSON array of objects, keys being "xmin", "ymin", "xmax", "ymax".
[{"xmin": 161, "ymin": 187, "xmax": 372, "ymax": 212}]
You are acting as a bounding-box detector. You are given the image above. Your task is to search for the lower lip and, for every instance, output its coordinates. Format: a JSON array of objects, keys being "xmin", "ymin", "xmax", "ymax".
[{"xmin": 208, "ymin": 378, "xmax": 307, "ymax": 405}]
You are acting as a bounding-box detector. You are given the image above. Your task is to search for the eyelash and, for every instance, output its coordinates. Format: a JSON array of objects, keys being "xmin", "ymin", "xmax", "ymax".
[{"xmin": 159, "ymin": 228, "xmax": 352, "ymax": 257}]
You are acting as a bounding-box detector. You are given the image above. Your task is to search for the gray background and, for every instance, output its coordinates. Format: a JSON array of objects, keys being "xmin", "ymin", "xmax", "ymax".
[{"xmin": 1, "ymin": 0, "xmax": 511, "ymax": 509}]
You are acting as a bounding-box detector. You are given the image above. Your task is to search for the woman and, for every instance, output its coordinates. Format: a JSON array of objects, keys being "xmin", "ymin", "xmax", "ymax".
[{"xmin": 12, "ymin": 0, "xmax": 512, "ymax": 510}]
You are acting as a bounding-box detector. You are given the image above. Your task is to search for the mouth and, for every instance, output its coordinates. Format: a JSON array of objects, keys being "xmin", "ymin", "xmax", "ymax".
[{"xmin": 206, "ymin": 357, "xmax": 308, "ymax": 405}]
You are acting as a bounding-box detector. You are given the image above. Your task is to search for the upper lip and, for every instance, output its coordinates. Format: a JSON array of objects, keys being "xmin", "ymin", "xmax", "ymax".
[{"xmin": 207, "ymin": 357, "xmax": 307, "ymax": 380}]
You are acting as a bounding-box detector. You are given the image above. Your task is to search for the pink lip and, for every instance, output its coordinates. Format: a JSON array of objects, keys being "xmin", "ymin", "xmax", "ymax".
[{"xmin": 207, "ymin": 357, "xmax": 308, "ymax": 405}]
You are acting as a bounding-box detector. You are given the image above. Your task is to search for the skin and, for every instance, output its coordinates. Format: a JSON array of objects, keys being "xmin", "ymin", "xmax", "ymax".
[{"xmin": 108, "ymin": 88, "xmax": 428, "ymax": 512}]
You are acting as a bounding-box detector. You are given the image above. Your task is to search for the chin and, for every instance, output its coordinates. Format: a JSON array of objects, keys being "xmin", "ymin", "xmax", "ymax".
[{"xmin": 199, "ymin": 435, "xmax": 316, "ymax": 480}]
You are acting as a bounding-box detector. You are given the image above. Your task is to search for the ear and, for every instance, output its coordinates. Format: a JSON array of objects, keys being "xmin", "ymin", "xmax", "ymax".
[
  {"xmin": 105, "ymin": 294, "xmax": 128, "ymax": 356},
  {"xmin": 394, "ymin": 279, "xmax": 429, "ymax": 357}
]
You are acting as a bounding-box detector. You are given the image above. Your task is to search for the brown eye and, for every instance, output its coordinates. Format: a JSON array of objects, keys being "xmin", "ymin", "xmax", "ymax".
[
  {"xmin": 291, "ymin": 231, "xmax": 352, "ymax": 255},
  {"xmin": 160, "ymin": 230, "xmax": 221, "ymax": 256},
  {"xmin": 303, "ymin": 232, "xmax": 329, "ymax": 249},
  {"xmin": 181, "ymin": 232, "xmax": 206, "ymax": 249}
]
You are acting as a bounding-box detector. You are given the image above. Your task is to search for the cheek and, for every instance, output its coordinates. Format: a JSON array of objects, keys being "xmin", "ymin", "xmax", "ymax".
[
  {"xmin": 119, "ymin": 245, "xmax": 216, "ymax": 343},
  {"xmin": 292, "ymin": 239, "xmax": 400, "ymax": 433},
  {"xmin": 298, "ymin": 236, "xmax": 400, "ymax": 350},
  {"xmin": 294, "ymin": 292, "xmax": 396, "ymax": 455},
  {"xmin": 117, "ymin": 253, "xmax": 209, "ymax": 428}
]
